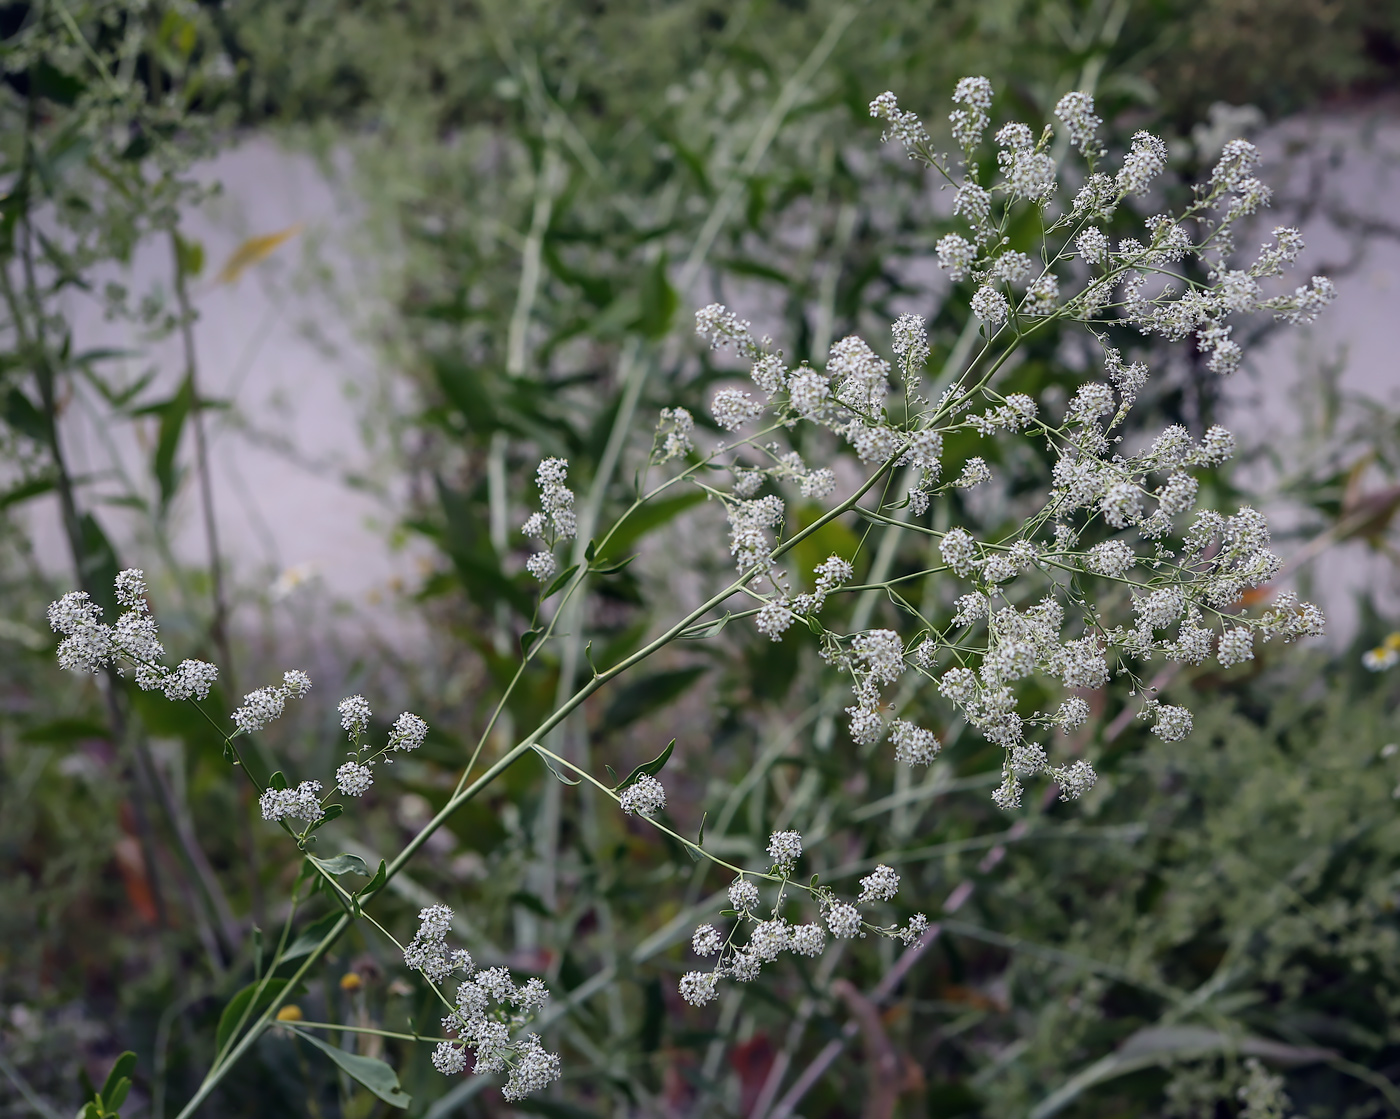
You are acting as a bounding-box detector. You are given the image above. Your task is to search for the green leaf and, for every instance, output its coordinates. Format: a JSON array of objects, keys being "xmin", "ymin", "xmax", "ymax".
[
  {"xmin": 521, "ymin": 628, "xmax": 543, "ymax": 657},
  {"xmin": 510, "ymin": 890, "xmax": 553, "ymax": 917},
  {"xmin": 99, "ymin": 1053, "xmax": 136, "ymax": 1108},
  {"xmin": 283, "ymin": 912, "xmax": 343, "ymax": 963},
  {"xmin": 292, "ymin": 1030, "xmax": 411, "ymax": 1108},
  {"xmin": 4, "ymin": 387, "xmax": 49, "ymax": 442},
  {"xmin": 535, "ymin": 746, "xmax": 580, "ymax": 785},
  {"xmin": 634, "ymin": 253, "xmax": 677, "ymax": 339},
  {"xmin": 590, "ymin": 555, "xmax": 636, "ymax": 577},
  {"xmin": 434, "ymin": 477, "xmax": 534, "ymax": 617},
  {"xmin": 153, "ymin": 374, "xmax": 194, "ymax": 514},
  {"xmin": 310, "ymin": 853, "xmax": 372, "ymax": 877},
  {"xmin": 29, "ymin": 60, "xmax": 86, "ymax": 105},
  {"xmin": 305, "ymin": 804, "xmax": 343, "ymax": 835},
  {"xmin": 268, "ymin": 770, "xmax": 288, "ymax": 791},
  {"xmin": 101, "ymin": 1077, "xmax": 131, "ymax": 1114},
  {"xmin": 542, "ymin": 563, "xmax": 579, "ymax": 600},
  {"xmin": 0, "ymin": 473, "xmax": 55, "ymax": 510},
  {"xmin": 681, "ymin": 613, "xmax": 730, "ymax": 640},
  {"xmin": 215, "ymin": 979, "xmax": 290, "ymax": 1056},
  {"xmin": 78, "ymin": 514, "xmax": 121, "ymax": 619},
  {"xmin": 614, "ymin": 739, "xmax": 675, "ymax": 792},
  {"xmin": 602, "ymin": 668, "xmax": 706, "ymax": 730},
  {"xmin": 174, "ymin": 233, "xmax": 205, "ymax": 279},
  {"xmin": 597, "ymin": 491, "xmax": 706, "ymax": 561},
  {"xmin": 355, "ymin": 861, "xmax": 387, "ymax": 907}
]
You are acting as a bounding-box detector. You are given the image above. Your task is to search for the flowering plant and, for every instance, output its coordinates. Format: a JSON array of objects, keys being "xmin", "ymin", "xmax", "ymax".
[{"xmin": 47, "ymin": 77, "xmax": 1332, "ymax": 1112}]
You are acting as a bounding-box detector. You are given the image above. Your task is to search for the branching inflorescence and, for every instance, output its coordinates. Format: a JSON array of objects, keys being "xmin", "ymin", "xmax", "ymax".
[{"xmin": 47, "ymin": 76, "xmax": 1332, "ymax": 1109}]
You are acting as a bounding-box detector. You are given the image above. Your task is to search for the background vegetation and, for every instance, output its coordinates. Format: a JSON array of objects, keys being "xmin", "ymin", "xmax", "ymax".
[{"xmin": 3, "ymin": 1, "xmax": 1400, "ymax": 1118}]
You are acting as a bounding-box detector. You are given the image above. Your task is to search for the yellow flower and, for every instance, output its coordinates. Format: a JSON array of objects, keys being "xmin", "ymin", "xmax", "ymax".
[{"xmin": 275, "ymin": 1005, "xmax": 303, "ymax": 1022}]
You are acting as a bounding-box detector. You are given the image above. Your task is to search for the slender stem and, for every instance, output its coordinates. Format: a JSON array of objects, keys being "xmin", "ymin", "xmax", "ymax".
[
  {"xmin": 173, "ymin": 459, "xmax": 893, "ymax": 1119},
  {"xmin": 289, "ymin": 1023, "xmax": 455, "ymax": 1044},
  {"xmin": 170, "ymin": 231, "xmax": 237, "ymax": 696}
]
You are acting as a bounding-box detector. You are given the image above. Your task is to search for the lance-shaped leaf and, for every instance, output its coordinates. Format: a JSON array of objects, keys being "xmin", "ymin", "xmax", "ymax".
[{"xmin": 292, "ymin": 1029, "xmax": 411, "ymax": 1108}]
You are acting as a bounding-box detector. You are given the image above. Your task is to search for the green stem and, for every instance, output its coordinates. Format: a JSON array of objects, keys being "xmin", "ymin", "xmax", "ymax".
[{"xmin": 173, "ymin": 458, "xmax": 893, "ymax": 1119}]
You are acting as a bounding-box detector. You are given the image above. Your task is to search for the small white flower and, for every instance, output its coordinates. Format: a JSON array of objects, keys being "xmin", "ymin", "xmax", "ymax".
[
  {"xmin": 338, "ymin": 695, "xmax": 372, "ymax": 737},
  {"xmin": 971, "ymin": 285, "xmax": 1009, "ymax": 326},
  {"xmin": 1054, "ymin": 91, "xmax": 1102, "ymax": 155},
  {"xmin": 991, "ymin": 772, "xmax": 1023, "ymax": 810},
  {"xmin": 1217, "ymin": 627, "xmax": 1255, "ymax": 668},
  {"xmin": 1050, "ymin": 759, "xmax": 1097, "ymax": 801},
  {"xmin": 954, "ymin": 457, "xmax": 992, "ymax": 488},
  {"xmin": 692, "ymin": 925, "xmax": 723, "ymax": 956},
  {"xmin": 432, "ymin": 1043, "xmax": 467, "ymax": 1075},
  {"xmin": 1117, "ymin": 131, "xmax": 1169, "ymax": 195},
  {"xmin": 679, "ymin": 970, "xmax": 719, "ymax": 1006},
  {"xmin": 858, "ymin": 864, "xmax": 900, "ymax": 904},
  {"xmin": 711, "ymin": 388, "xmax": 764, "ymax": 431},
  {"xmin": 897, "ymin": 913, "xmax": 929, "ymax": 945},
  {"xmin": 526, "ymin": 551, "xmax": 557, "ymax": 581},
  {"xmin": 113, "ymin": 569, "xmax": 147, "ymax": 609},
  {"xmin": 1146, "ymin": 702, "xmax": 1193, "ymax": 742},
  {"xmin": 619, "ymin": 774, "xmax": 667, "ymax": 818},
  {"xmin": 825, "ymin": 902, "xmax": 861, "ymax": 938},
  {"xmin": 336, "ymin": 762, "xmax": 373, "ymax": 797},
  {"xmin": 1086, "ymin": 540, "xmax": 1135, "ymax": 578},
  {"xmin": 889, "ymin": 720, "xmax": 939, "ymax": 766},
  {"xmin": 162, "ymin": 659, "xmax": 219, "ymax": 701},
  {"xmin": 259, "ymin": 780, "xmax": 325, "ymax": 824},
  {"xmin": 502, "ymin": 1035, "xmax": 562, "ymax": 1101},
  {"xmin": 234, "ymin": 686, "xmax": 287, "ymax": 735},
  {"xmin": 729, "ymin": 877, "xmax": 760, "ymax": 913},
  {"xmin": 791, "ymin": 923, "xmax": 827, "ymax": 956},
  {"xmin": 936, "ymin": 234, "xmax": 978, "ymax": 282},
  {"xmin": 767, "ymin": 830, "xmax": 803, "ymax": 871},
  {"xmin": 390, "ymin": 712, "xmax": 429, "ymax": 751}
]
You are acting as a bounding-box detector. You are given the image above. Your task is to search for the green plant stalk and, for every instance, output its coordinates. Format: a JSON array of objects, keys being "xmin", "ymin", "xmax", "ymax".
[{"xmin": 172, "ymin": 456, "xmax": 894, "ymax": 1118}]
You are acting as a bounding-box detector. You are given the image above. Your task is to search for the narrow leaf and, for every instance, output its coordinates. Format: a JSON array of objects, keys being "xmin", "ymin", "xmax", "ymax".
[
  {"xmin": 602, "ymin": 667, "xmax": 706, "ymax": 729},
  {"xmin": 356, "ymin": 860, "xmax": 387, "ymax": 901},
  {"xmin": 216, "ymin": 225, "xmax": 302, "ymax": 285},
  {"xmin": 215, "ymin": 979, "xmax": 289, "ymax": 1055},
  {"xmin": 542, "ymin": 563, "xmax": 580, "ymax": 601},
  {"xmin": 292, "ymin": 1030, "xmax": 411, "ymax": 1109},
  {"xmin": 99, "ymin": 1053, "xmax": 136, "ymax": 1104},
  {"xmin": 614, "ymin": 739, "xmax": 675, "ymax": 792},
  {"xmin": 310, "ymin": 853, "xmax": 372, "ymax": 878},
  {"xmin": 283, "ymin": 912, "xmax": 343, "ymax": 963},
  {"xmin": 535, "ymin": 746, "xmax": 580, "ymax": 785}
]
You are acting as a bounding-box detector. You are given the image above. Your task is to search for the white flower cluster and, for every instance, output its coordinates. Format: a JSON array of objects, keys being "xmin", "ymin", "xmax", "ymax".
[
  {"xmin": 522, "ymin": 457, "xmax": 576, "ymax": 582},
  {"xmin": 656, "ymin": 406, "xmax": 695, "ymax": 462},
  {"xmin": 258, "ymin": 780, "xmax": 325, "ymax": 824},
  {"xmin": 658, "ymin": 81, "xmax": 1329, "ymax": 807},
  {"xmin": 233, "ymin": 670, "xmax": 313, "ymax": 734},
  {"xmin": 678, "ymin": 833, "xmax": 927, "ymax": 1007},
  {"xmin": 618, "ymin": 773, "xmax": 667, "ymax": 817},
  {"xmin": 404, "ymin": 906, "xmax": 560, "ymax": 1100},
  {"xmin": 326, "ymin": 696, "xmax": 430, "ymax": 799},
  {"xmin": 48, "ymin": 570, "xmax": 220, "ymax": 702}
]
